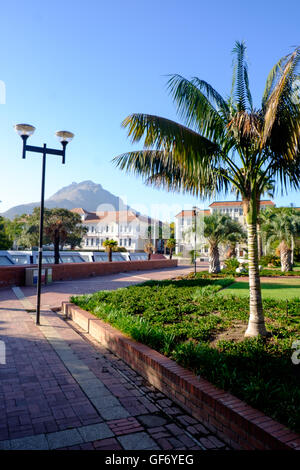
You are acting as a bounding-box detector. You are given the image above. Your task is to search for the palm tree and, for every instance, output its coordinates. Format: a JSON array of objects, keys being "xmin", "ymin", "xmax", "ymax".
[
  {"xmin": 226, "ymin": 228, "xmax": 247, "ymax": 259},
  {"xmin": 103, "ymin": 239, "xmax": 118, "ymax": 262},
  {"xmin": 202, "ymin": 214, "xmax": 245, "ymax": 273},
  {"xmin": 166, "ymin": 238, "xmax": 176, "ymax": 259},
  {"xmin": 144, "ymin": 241, "xmax": 154, "ymax": 260},
  {"xmin": 113, "ymin": 42, "xmax": 300, "ymax": 337},
  {"xmin": 262, "ymin": 208, "xmax": 300, "ymax": 271}
]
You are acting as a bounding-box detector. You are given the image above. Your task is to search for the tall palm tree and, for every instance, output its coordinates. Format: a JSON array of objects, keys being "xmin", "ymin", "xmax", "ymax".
[
  {"xmin": 113, "ymin": 42, "xmax": 300, "ymax": 337},
  {"xmin": 262, "ymin": 208, "xmax": 300, "ymax": 271}
]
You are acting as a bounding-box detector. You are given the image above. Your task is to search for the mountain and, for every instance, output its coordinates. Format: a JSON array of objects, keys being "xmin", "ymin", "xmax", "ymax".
[{"xmin": 2, "ymin": 181, "xmax": 129, "ymax": 219}]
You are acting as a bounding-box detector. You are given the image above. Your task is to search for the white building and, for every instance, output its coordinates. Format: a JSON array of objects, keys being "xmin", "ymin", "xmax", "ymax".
[
  {"xmin": 175, "ymin": 200, "xmax": 275, "ymax": 257},
  {"xmin": 71, "ymin": 208, "xmax": 163, "ymax": 252}
]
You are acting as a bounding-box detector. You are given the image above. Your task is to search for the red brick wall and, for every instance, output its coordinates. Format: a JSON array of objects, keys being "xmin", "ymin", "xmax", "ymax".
[
  {"xmin": 0, "ymin": 266, "xmax": 26, "ymax": 288},
  {"xmin": 0, "ymin": 259, "xmax": 178, "ymax": 288},
  {"xmin": 63, "ymin": 302, "xmax": 300, "ymax": 451}
]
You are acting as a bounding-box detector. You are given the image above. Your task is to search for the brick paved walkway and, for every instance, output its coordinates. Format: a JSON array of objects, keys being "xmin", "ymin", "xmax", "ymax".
[{"xmin": 0, "ymin": 266, "xmax": 229, "ymax": 450}]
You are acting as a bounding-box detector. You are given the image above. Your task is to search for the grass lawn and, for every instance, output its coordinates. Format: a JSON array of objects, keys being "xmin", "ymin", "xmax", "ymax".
[
  {"xmin": 221, "ymin": 277, "xmax": 300, "ymax": 300},
  {"xmin": 72, "ymin": 275, "xmax": 300, "ymax": 433}
]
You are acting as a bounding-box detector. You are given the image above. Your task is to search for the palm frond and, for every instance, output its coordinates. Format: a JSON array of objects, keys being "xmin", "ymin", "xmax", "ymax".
[
  {"xmin": 121, "ymin": 113, "xmax": 220, "ymax": 170},
  {"xmin": 262, "ymin": 47, "xmax": 300, "ymax": 151},
  {"xmin": 113, "ymin": 149, "xmax": 229, "ymax": 198},
  {"xmin": 166, "ymin": 75, "xmax": 227, "ymax": 143},
  {"xmin": 231, "ymin": 41, "xmax": 252, "ymax": 112}
]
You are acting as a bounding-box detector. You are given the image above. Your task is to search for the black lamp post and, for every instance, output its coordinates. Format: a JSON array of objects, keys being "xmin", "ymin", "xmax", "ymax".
[
  {"xmin": 192, "ymin": 206, "xmax": 197, "ymax": 275},
  {"xmin": 14, "ymin": 124, "xmax": 74, "ymax": 325}
]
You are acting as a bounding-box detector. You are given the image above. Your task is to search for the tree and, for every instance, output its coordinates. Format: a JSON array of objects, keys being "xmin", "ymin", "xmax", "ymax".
[
  {"xmin": 44, "ymin": 209, "xmax": 86, "ymax": 263},
  {"xmin": 166, "ymin": 238, "xmax": 176, "ymax": 259},
  {"xmin": 114, "ymin": 42, "xmax": 300, "ymax": 337},
  {"xmin": 226, "ymin": 225, "xmax": 247, "ymax": 259},
  {"xmin": 262, "ymin": 208, "xmax": 300, "ymax": 271},
  {"xmin": 144, "ymin": 241, "xmax": 154, "ymax": 260},
  {"xmin": 103, "ymin": 239, "xmax": 118, "ymax": 262},
  {"xmin": 2, "ymin": 215, "xmax": 26, "ymax": 249},
  {"xmin": 17, "ymin": 208, "xmax": 86, "ymax": 263},
  {"xmin": 203, "ymin": 214, "xmax": 245, "ymax": 273},
  {"xmin": 0, "ymin": 216, "xmax": 12, "ymax": 249}
]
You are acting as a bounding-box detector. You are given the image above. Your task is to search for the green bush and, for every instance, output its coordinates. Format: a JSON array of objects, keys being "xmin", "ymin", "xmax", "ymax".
[
  {"xmin": 260, "ymin": 255, "xmax": 281, "ymax": 267},
  {"xmin": 224, "ymin": 258, "xmax": 239, "ymax": 270}
]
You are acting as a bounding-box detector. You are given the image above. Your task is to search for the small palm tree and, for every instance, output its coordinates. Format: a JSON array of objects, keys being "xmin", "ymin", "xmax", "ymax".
[
  {"xmin": 226, "ymin": 229, "xmax": 247, "ymax": 259},
  {"xmin": 262, "ymin": 208, "xmax": 300, "ymax": 271},
  {"xmin": 203, "ymin": 214, "xmax": 246, "ymax": 273},
  {"xmin": 144, "ymin": 241, "xmax": 154, "ymax": 260},
  {"xmin": 114, "ymin": 42, "xmax": 300, "ymax": 336},
  {"xmin": 166, "ymin": 238, "xmax": 176, "ymax": 259},
  {"xmin": 103, "ymin": 239, "xmax": 118, "ymax": 262}
]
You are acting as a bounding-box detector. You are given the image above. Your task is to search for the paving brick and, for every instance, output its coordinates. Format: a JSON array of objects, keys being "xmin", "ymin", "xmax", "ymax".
[
  {"xmin": 77, "ymin": 423, "xmax": 113, "ymax": 442},
  {"xmin": 0, "ymin": 276, "xmax": 236, "ymax": 451},
  {"xmin": 93, "ymin": 437, "xmax": 123, "ymax": 450},
  {"xmin": 117, "ymin": 432, "xmax": 160, "ymax": 450},
  {"xmin": 9, "ymin": 434, "xmax": 49, "ymax": 450},
  {"xmin": 46, "ymin": 428, "xmax": 84, "ymax": 449}
]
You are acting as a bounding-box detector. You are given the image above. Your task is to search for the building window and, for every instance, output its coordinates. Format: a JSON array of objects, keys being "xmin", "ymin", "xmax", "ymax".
[
  {"xmin": 120, "ymin": 239, "xmax": 122, "ymax": 246},
  {"xmin": 239, "ymin": 209, "xmax": 243, "ymax": 215},
  {"xmin": 91, "ymin": 238, "xmax": 94, "ymax": 246},
  {"xmin": 85, "ymin": 239, "xmax": 89, "ymax": 246},
  {"xmin": 106, "ymin": 225, "xmax": 109, "ymax": 232},
  {"xmin": 128, "ymin": 238, "xmax": 131, "ymax": 246}
]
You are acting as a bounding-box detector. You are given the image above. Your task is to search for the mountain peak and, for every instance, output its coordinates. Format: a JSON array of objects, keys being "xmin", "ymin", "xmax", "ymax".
[{"xmin": 2, "ymin": 181, "xmax": 127, "ymax": 219}]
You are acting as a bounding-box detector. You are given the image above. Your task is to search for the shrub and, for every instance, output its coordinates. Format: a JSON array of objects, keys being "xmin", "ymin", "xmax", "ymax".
[{"xmin": 260, "ymin": 255, "xmax": 281, "ymax": 267}]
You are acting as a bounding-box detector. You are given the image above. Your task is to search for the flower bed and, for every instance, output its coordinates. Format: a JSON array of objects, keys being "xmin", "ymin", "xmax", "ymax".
[{"xmin": 71, "ymin": 276, "xmax": 300, "ymax": 434}]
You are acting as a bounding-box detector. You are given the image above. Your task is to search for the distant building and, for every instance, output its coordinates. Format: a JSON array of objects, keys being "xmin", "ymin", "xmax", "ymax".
[
  {"xmin": 175, "ymin": 200, "xmax": 275, "ymax": 258},
  {"xmin": 71, "ymin": 208, "xmax": 163, "ymax": 252}
]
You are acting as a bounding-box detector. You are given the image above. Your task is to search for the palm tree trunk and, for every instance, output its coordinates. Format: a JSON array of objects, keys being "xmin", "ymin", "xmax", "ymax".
[
  {"xmin": 108, "ymin": 248, "xmax": 112, "ymax": 262},
  {"xmin": 209, "ymin": 243, "xmax": 220, "ymax": 273},
  {"xmin": 257, "ymin": 223, "xmax": 263, "ymax": 259},
  {"xmin": 245, "ymin": 203, "xmax": 267, "ymax": 337},
  {"xmin": 280, "ymin": 241, "xmax": 292, "ymax": 272},
  {"xmin": 169, "ymin": 248, "xmax": 173, "ymax": 260}
]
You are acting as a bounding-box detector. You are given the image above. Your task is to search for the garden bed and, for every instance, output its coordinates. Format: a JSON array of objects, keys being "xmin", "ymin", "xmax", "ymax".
[{"xmin": 71, "ymin": 275, "xmax": 300, "ymax": 435}]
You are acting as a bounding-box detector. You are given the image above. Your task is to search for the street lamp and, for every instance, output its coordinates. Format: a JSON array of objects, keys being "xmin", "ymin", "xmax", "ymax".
[
  {"xmin": 192, "ymin": 206, "xmax": 197, "ymax": 275},
  {"xmin": 14, "ymin": 124, "xmax": 74, "ymax": 325}
]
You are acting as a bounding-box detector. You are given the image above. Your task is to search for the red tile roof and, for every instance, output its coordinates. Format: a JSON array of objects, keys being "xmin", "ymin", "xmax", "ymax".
[
  {"xmin": 71, "ymin": 208, "xmax": 159, "ymax": 224},
  {"xmin": 209, "ymin": 200, "xmax": 275, "ymax": 207},
  {"xmin": 175, "ymin": 209, "xmax": 210, "ymax": 218}
]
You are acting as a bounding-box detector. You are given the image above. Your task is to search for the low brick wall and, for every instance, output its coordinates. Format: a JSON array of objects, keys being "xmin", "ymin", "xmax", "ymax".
[
  {"xmin": 51, "ymin": 259, "xmax": 177, "ymax": 282},
  {"xmin": 63, "ymin": 301, "xmax": 300, "ymax": 450},
  {"xmin": 0, "ymin": 266, "xmax": 26, "ymax": 288},
  {"xmin": 0, "ymin": 259, "xmax": 178, "ymax": 288}
]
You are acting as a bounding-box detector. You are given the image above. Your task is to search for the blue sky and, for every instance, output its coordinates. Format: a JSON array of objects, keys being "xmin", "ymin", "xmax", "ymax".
[{"xmin": 0, "ymin": 0, "xmax": 299, "ymax": 218}]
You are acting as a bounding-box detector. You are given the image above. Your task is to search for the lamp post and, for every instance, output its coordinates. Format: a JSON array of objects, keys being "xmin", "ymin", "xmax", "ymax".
[
  {"xmin": 14, "ymin": 124, "xmax": 74, "ymax": 325},
  {"xmin": 192, "ymin": 206, "xmax": 197, "ymax": 274}
]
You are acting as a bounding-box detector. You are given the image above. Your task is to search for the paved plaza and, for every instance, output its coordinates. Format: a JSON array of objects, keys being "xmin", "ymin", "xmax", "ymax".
[{"xmin": 0, "ymin": 265, "xmax": 230, "ymax": 450}]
